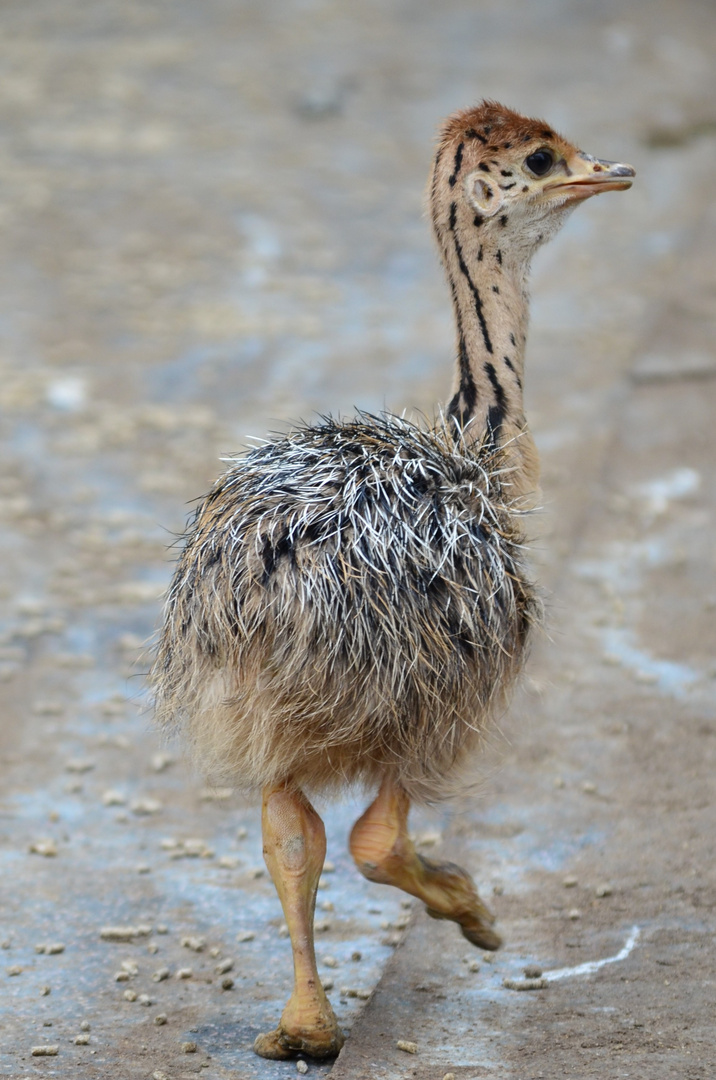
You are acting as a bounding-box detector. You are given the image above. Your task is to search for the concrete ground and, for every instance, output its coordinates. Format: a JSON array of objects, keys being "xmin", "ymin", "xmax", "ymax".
[{"xmin": 1, "ymin": 1, "xmax": 715, "ymax": 1078}]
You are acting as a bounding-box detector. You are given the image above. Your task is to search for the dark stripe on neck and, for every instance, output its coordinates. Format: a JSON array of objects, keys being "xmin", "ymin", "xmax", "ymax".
[
  {"xmin": 484, "ymin": 361, "xmax": 507, "ymax": 445},
  {"xmin": 448, "ymin": 142, "xmax": 464, "ymax": 188},
  {"xmin": 448, "ymin": 202, "xmax": 493, "ymax": 355}
]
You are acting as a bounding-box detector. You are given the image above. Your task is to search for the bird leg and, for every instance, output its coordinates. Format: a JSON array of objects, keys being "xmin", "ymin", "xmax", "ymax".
[
  {"xmin": 253, "ymin": 782, "xmax": 344, "ymax": 1061},
  {"xmin": 349, "ymin": 774, "xmax": 501, "ymax": 950}
]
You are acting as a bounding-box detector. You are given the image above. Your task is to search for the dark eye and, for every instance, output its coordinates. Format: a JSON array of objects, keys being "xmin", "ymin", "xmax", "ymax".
[{"xmin": 524, "ymin": 149, "xmax": 554, "ymax": 177}]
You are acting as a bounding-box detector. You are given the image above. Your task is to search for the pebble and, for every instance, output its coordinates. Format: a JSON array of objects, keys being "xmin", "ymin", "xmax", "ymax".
[
  {"xmin": 351, "ymin": 951, "xmax": 362, "ymax": 962},
  {"xmin": 443, "ymin": 1074, "xmax": 456, "ymax": 1080},
  {"xmin": 8, "ymin": 966, "xmax": 22, "ymax": 976},
  {"xmin": 138, "ymin": 994, "xmax": 152, "ymax": 1006},
  {"xmin": 563, "ymin": 875, "xmax": 578, "ymax": 888},
  {"xmin": 321, "ymin": 977, "xmax": 334, "ymax": 991},
  {"xmin": 101, "ymin": 926, "xmax": 150, "ymax": 942},
  {"xmin": 151, "ymin": 753, "xmax": 174, "ymax": 772},
  {"xmin": 130, "ymin": 798, "xmax": 162, "ymax": 816},
  {"xmin": 296, "ymin": 1061, "xmax": 308, "ymax": 1074},
  {"xmin": 31, "ymin": 1046, "xmax": 59, "ymax": 1056},
  {"xmin": 137, "ymin": 865, "xmax": 151, "ymax": 874},
  {"xmin": 503, "ymin": 977, "xmax": 548, "ymax": 991},
  {"xmin": 40, "ymin": 985, "xmax": 51, "ymax": 996},
  {"xmin": 74, "ymin": 1033, "xmax": 90, "ymax": 1045},
  {"xmin": 568, "ymin": 909, "xmax": 581, "ymax": 920},
  {"xmin": 321, "ymin": 956, "xmax": 338, "ymax": 969},
  {"xmin": 524, "ymin": 964, "xmax": 543, "ymax": 979},
  {"xmin": 35, "ymin": 943, "xmax": 65, "ymax": 954},
  {"xmin": 29, "ymin": 840, "xmax": 57, "ymax": 857},
  {"xmin": 123, "ymin": 989, "xmax": 138, "ymax": 1002},
  {"xmin": 153, "ymin": 1073, "xmax": 168, "ymax": 1080},
  {"xmin": 176, "ymin": 968, "xmax": 193, "ymax": 979},
  {"xmin": 182, "ymin": 1041, "xmax": 198, "ymax": 1053},
  {"xmin": 181, "ymin": 936, "xmax": 206, "ymax": 952},
  {"xmin": 115, "ymin": 971, "xmax": 130, "ymax": 982},
  {"xmin": 236, "ymin": 827, "xmax": 248, "ymax": 840},
  {"xmin": 340, "ymin": 987, "xmax": 371, "ymax": 999},
  {"xmin": 154, "ymin": 1014, "xmax": 168, "ymax": 1026},
  {"xmin": 322, "ymin": 860, "xmax": 335, "ymax": 872},
  {"xmin": 582, "ymin": 782, "xmax": 598, "ymax": 794},
  {"xmin": 120, "ymin": 960, "xmax": 139, "ymax": 975},
  {"xmin": 156, "ymin": 925, "xmax": 169, "ymax": 935},
  {"xmin": 467, "ymin": 960, "xmax": 480, "ymax": 973},
  {"xmin": 215, "ymin": 958, "xmax": 234, "ymax": 974},
  {"xmin": 596, "ymin": 883, "xmax": 613, "ymax": 897},
  {"xmin": 217, "ymin": 856, "xmax": 240, "ymax": 869},
  {"xmin": 221, "ymin": 976, "xmax": 234, "ymax": 990},
  {"xmin": 80, "ymin": 1022, "xmax": 90, "ymax": 1031},
  {"xmin": 236, "ymin": 931, "xmax": 255, "ymax": 943},
  {"xmin": 482, "ymin": 951, "xmax": 496, "ymax": 963},
  {"xmin": 65, "ymin": 758, "xmax": 95, "ymax": 773},
  {"xmin": 152, "ymin": 967, "xmax": 170, "ymax": 982},
  {"xmin": 102, "ymin": 790, "xmax": 127, "ymax": 807},
  {"xmin": 396, "ymin": 1039, "xmax": 418, "ymax": 1054},
  {"xmin": 209, "ymin": 947, "xmax": 220, "ymax": 958}
]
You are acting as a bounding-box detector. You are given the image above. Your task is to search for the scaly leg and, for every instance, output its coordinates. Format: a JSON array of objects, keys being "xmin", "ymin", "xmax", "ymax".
[
  {"xmin": 253, "ymin": 782, "xmax": 344, "ymax": 1060},
  {"xmin": 349, "ymin": 774, "xmax": 501, "ymax": 950}
]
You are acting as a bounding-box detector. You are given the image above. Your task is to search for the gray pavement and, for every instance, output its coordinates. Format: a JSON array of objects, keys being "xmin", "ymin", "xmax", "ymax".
[{"xmin": 1, "ymin": 1, "xmax": 715, "ymax": 1078}]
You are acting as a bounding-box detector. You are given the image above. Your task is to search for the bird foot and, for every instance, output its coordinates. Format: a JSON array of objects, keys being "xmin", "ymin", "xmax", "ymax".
[
  {"xmin": 420, "ymin": 855, "xmax": 502, "ymax": 951},
  {"xmin": 253, "ymin": 1021, "xmax": 345, "ymax": 1061}
]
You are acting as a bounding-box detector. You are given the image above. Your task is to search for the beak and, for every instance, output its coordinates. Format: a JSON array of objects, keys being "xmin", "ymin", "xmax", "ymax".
[{"xmin": 546, "ymin": 155, "xmax": 635, "ymax": 201}]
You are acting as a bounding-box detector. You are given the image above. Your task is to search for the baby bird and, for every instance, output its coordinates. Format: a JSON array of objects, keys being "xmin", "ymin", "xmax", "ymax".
[{"xmin": 150, "ymin": 101, "xmax": 634, "ymax": 1060}]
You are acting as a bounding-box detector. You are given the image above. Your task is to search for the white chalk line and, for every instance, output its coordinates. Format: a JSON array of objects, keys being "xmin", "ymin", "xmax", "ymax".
[{"xmin": 542, "ymin": 925, "xmax": 640, "ymax": 982}]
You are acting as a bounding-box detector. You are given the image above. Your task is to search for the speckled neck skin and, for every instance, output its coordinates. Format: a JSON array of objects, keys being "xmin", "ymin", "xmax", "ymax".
[{"xmin": 427, "ymin": 102, "xmax": 597, "ymax": 499}]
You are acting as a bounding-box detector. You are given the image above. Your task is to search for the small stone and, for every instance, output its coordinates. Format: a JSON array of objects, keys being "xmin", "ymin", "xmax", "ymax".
[
  {"xmin": 221, "ymin": 976, "xmax": 234, "ymax": 990},
  {"xmin": 209, "ymin": 947, "xmax": 220, "ymax": 958},
  {"xmin": 100, "ymin": 926, "xmax": 140, "ymax": 942},
  {"xmin": 297, "ymin": 1060, "xmax": 308, "ymax": 1074},
  {"xmin": 351, "ymin": 951, "xmax": 362, "ymax": 962},
  {"xmin": 246, "ymin": 866, "xmax": 265, "ymax": 879},
  {"xmin": 156, "ymin": 924, "xmax": 169, "ymax": 935},
  {"xmin": 8, "ymin": 965, "xmax": 22, "ymax": 976},
  {"xmin": 443, "ymin": 1074, "xmax": 456, "ymax": 1080},
  {"xmin": 138, "ymin": 993, "xmax": 152, "ymax": 1006},
  {"xmin": 563, "ymin": 875, "xmax": 578, "ymax": 888},
  {"xmin": 182, "ymin": 1041, "xmax": 198, "ymax": 1053},
  {"xmin": 31, "ymin": 1046, "xmax": 59, "ymax": 1056},
  {"xmin": 102, "ymin": 790, "xmax": 127, "ymax": 807},
  {"xmin": 153, "ymin": 967, "xmax": 170, "ymax": 982},
  {"xmin": 153, "ymin": 1073, "xmax": 168, "ymax": 1080},
  {"xmin": 582, "ymin": 781, "xmax": 597, "ymax": 794},
  {"xmin": 80, "ymin": 1022, "xmax": 90, "ymax": 1031},
  {"xmin": 74, "ymin": 1033, "xmax": 90, "ymax": 1045},
  {"xmin": 482, "ymin": 951, "xmax": 496, "ymax": 963},
  {"xmin": 123, "ymin": 989, "xmax": 138, "ymax": 1002},
  {"xmin": 121, "ymin": 960, "xmax": 139, "ymax": 975},
  {"xmin": 321, "ymin": 956, "xmax": 338, "ymax": 969},
  {"xmin": 115, "ymin": 971, "xmax": 130, "ymax": 982},
  {"xmin": 151, "ymin": 753, "xmax": 175, "ymax": 772},
  {"xmin": 215, "ymin": 958, "xmax": 234, "ymax": 974},
  {"xmin": 181, "ymin": 936, "xmax": 206, "ymax": 952},
  {"xmin": 322, "ymin": 860, "xmax": 335, "ymax": 872},
  {"xmin": 236, "ymin": 931, "xmax": 255, "ymax": 943},
  {"xmin": 321, "ymin": 977, "xmax": 334, "ymax": 991},
  {"xmin": 40, "ymin": 985, "xmax": 51, "ymax": 995},
  {"xmin": 467, "ymin": 960, "xmax": 480, "ymax": 973},
  {"xmin": 176, "ymin": 968, "xmax": 193, "ymax": 979},
  {"xmin": 278, "ymin": 924, "xmax": 289, "ymax": 938},
  {"xmin": 217, "ymin": 856, "xmax": 240, "ymax": 869},
  {"xmin": 65, "ymin": 758, "xmax": 95, "ymax": 773},
  {"xmin": 235, "ymin": 827, "xmax": 248, "ymax": 840},
  {"xmin": 492, "ymin": 884, "xmax": 504, "ymax": 896},
  {"xmin": 524, "ymin": 964, "xmax": 543, "ymax": 979},
  {"xmin": 147, "ymin": 942, "xmax": 159, "ymax": 954},
  {"xmin": 568, "ymin": 909, "xmax": 581, "ymax": 920},
  {"xmin": 595, "ymin": 883, "xmax": 613, "ymax": 897},
  {"xmin": 130, "ymin": 798, "xmax": 162, "ymax": 816},
  {"xmin": 154, "ymin": 1014, "xmax": 168, "ymax": 1026},
  {"xmin": 315, "ymin": 920, "xmax": 331, "ymax": 933},
  {"xmin": 381, "ymin": 933, "xmax": 401, "ymax": 947},
  {"xmin": 29, "ymin": 840, "xmax": 57, "ymax": 857},
  {"xmin": 320, "ymin": 900, "xmax": 334, "ymax": 912},
  {"xmin": 503, "ymin": 976, "xmax": 548, "ymax": 991},
  {"xmin": 396, "ymin": 1039, "xmax": 418, "ymax": 1054},
  {"xmin": 137, "ymin": 864, "xmax": 151, "ymax": 874}
]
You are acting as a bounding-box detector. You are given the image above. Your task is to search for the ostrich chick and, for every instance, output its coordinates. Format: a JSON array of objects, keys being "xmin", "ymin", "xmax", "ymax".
[{"xmin": 150, "ymin": 102, "xmax": 634, "ymax": 1060}]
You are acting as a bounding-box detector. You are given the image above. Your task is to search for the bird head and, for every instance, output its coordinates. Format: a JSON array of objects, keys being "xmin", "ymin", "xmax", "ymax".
[{"xmin": 431, "ymin": 101, "xmax": 635, "ymax": 262}]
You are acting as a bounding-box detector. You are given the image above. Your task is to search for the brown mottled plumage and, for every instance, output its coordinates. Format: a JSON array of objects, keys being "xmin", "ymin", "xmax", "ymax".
[{"xmin": 149, "ymin": 102, "xmax": 634, "ymax": 1061}]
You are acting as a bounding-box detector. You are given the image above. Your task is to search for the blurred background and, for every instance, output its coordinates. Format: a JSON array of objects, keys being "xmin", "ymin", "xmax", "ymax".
[{"xmin": 1, "ymin": 1, "xmax": 715, "ymax": 1077}]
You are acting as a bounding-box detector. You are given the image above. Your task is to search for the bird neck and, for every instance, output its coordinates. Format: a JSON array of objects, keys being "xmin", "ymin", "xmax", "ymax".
[{"xmin": 440, "ymin": 208, "xmax": 539, "ymax": 499}]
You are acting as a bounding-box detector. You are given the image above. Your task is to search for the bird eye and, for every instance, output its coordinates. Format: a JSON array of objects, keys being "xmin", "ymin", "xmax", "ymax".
[{"xmin": 524, "ymin": 149, "xmax": 554, "ymax": 177}]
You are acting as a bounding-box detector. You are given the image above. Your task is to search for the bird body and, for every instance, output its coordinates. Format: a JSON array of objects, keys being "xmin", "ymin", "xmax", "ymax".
[
  {"xmin": 152, "ymin": 413, "xmax": 537, "ymax": 803},
  {"xmin": 149, "ymin": 102, "xmax": 634, "ymax": 1061}
]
